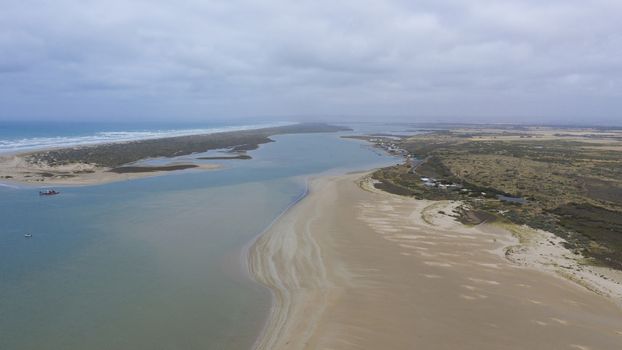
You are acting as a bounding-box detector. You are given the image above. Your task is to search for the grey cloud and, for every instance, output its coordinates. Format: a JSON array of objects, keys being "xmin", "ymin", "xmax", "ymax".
[{"xmin": 0, "ymin": 0, "xmax": 621, "ymax": 124}]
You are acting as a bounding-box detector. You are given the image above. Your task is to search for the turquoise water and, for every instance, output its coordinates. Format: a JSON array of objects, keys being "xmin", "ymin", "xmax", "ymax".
[{"xmin": 0, "ymin": 132, "xmax": 397, "ymax": 350}]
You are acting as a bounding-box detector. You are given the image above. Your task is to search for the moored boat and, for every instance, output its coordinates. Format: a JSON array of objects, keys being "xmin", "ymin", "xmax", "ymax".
[{"xmin": 39, "ymin": 189, "xmax": 60, "ymax": 196}]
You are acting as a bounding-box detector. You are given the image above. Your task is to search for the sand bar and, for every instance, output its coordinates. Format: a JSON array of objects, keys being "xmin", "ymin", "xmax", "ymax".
[{"xmin": 250, "ymin": 173, "xmax": 622, "ymax": 349}]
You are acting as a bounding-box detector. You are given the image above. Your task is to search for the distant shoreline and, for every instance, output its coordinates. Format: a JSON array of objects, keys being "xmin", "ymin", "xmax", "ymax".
[{"xmin": 0, "ymin": 123, "xmax": 349, "ymax": 186}]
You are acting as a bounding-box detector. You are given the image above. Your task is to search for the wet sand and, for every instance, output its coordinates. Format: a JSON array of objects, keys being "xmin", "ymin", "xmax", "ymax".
[{"xmin": 249, "ymin": 173, "xmax": 622, "ymax": 350}]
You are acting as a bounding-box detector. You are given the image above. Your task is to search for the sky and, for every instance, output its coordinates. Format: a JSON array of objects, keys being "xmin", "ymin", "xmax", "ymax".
[{"xmin": 1, "ymin": 0, "xmax": 621, "ymax": 125}]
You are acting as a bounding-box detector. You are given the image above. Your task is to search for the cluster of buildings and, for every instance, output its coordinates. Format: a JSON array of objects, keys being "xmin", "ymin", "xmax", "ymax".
[
  {"xmin": 420, "ymin": 177, "xmax": 462, "ymax": 190},
  {"xmin": 370, "ymin": 138, "xmax": 410, "ymax": 157}
]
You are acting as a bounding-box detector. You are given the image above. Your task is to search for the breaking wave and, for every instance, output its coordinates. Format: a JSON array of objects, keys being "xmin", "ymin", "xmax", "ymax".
[{"xmin": 0, "ymin": 122, "xmax": 293, "ymax": 154}]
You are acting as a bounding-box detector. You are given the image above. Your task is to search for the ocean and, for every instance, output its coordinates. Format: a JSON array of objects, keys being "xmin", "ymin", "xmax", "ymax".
[
  {"xmin": 0, "ymin": 121, "xmax": 292, "ymax": 154},
  {"xmin": 0, "ymin": 123, "xmax": 398, "ymax": 349}
]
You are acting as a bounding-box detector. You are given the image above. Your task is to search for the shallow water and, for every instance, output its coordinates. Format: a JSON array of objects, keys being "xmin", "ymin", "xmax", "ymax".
[{"xmin": 0, "ymin": 131, "xmax": 397, "ymax": 350}]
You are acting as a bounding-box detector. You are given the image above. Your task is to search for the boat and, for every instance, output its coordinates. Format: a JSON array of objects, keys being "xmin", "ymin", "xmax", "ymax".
[
  {"xmin": 39, "ymin": 189, "xmax": 60, "ymax": 196},
  {"xmin": 24, "ymin": 233, "xmax": 32, "ymax": 238}
]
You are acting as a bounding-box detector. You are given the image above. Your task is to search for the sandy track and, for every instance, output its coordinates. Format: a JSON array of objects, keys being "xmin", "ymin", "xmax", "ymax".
[{"xmin": 250, "ymin": 174, "xmax": 622, "ymax": 350}]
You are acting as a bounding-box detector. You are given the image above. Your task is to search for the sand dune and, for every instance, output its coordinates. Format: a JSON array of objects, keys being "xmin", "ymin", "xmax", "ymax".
[{"xmin": 250, "ymin": 173, "xmax": 622, "ymax": 349}]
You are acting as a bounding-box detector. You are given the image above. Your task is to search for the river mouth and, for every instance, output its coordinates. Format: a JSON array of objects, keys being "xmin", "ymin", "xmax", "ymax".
[{"xmin": 0, "ymin": 130, "xmax": 398, "ymax": 350}]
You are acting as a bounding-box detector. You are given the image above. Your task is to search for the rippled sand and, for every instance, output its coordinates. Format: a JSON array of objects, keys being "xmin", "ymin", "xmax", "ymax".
[{"xmin": 250, "ymin": 173, "xmax": 622, "ymax": 350}]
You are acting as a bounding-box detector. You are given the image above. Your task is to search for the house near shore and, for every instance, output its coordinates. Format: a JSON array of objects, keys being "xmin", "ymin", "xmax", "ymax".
[{"xmin": 420, "ymin": 176, "xmax": 462, "ymax": 190}]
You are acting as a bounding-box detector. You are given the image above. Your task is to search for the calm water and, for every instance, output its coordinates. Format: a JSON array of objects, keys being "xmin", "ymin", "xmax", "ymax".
[{"xmin": 0, "ymin": 130, "xmax": 397, "ymax": 350}]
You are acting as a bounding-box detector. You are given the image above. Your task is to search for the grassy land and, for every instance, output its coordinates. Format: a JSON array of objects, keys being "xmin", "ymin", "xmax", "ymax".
[
  {"xmin": 108, "ymin": 165, "xmax": 199, "ymax": 173},
  {"xmin": 196, "ymin": 155, "xmax": 252, "ymax": 160},
  {"xmin": 369, "ymin": 126, "xmax": 622, "ymax": 270}
]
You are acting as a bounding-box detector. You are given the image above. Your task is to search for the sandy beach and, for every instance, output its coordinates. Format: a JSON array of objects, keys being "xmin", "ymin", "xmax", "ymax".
[
  {"xmin": 0, "ymin": 153, "xmax": 221, "ymax": 185},
  {"xmin": 249, "ymin": 173, "xmax": 622, "ymax": 349}
]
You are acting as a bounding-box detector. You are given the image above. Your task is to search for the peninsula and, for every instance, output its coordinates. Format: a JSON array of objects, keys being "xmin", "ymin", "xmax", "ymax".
[
  {"xmin": 250, "ymin": 173, "xmax": 622, "ymax": 349},
  {"xmin": 0, "ymin": 123, "xmax": 349, "ymax": 185}
]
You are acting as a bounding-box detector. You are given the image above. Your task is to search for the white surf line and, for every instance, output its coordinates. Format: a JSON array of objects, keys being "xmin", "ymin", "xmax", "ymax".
[{"xmin": 0, "ymin": 122, "xmax": 295, "ymax": 154}]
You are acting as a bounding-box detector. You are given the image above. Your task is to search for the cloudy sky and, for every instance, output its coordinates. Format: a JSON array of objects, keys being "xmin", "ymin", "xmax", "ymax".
[{"xmin": 1, "ymin": 0, "xmax": 621, "ymax": 124}]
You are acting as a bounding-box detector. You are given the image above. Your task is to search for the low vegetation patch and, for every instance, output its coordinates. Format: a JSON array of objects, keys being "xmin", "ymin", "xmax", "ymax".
[{"xmin": 370, "ymin": 126, "xmax": 622, "ymax": 270}]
